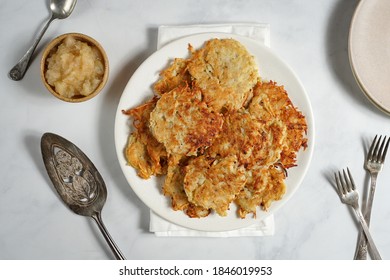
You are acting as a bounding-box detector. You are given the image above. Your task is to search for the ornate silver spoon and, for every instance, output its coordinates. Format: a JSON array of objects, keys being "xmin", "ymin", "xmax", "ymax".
[
  {"xmin": 41, "ymin": 132, "xmax": 126, "ymax": 260},
  {"xmin": 9, "ymin": 0, "xmax": 77, "ymax": 81}
]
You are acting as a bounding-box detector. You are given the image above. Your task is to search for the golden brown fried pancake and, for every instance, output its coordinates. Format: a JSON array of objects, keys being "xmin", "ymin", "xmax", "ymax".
[
  {"xmin": 125, "ymin": 134, "xmax": 154, "ymax": 179},
  {"xmin": 123, "ymin": 97, "xmax": 167, "ymax": 178},
  {"xmin": 187, "ymin": 39, "xmax": 259, "ymax": 112},
  {"xmin": 154, "ymin": 58, "xmax": 191, "ymax": 95},
  {"xmin": 123, "ymin": 39, "xmax": 308, "ymax": 219},
  {"xmin": 206, "ymin": 109, "xmax": 286, "ymax": 170},
  {"xmin": 249, "ymin": 81, "xmax": 308, "ymax": 168},
  {"xmin": 236, "ymin": 166, "xmax": 286, "ymax": 218},
  {"xmin": 149, "ymin": 85, "xmax": 223, "ymax": 158},
  {"xmin": 163, "ymin": 160, "xmax": 210, "ymax": 218},
  {"xmin": 184, "ymin": 155, "xmax": 246, "ymax": 216}
]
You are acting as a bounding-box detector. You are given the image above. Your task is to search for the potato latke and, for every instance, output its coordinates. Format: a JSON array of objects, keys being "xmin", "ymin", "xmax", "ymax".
[{"xmin": 123, "ymin": 38, "xmax": 307, "ymax": 218}]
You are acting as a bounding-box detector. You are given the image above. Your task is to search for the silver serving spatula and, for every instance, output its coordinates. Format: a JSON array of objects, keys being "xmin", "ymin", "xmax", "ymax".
[{"xmin": 41, "ymin": 132, "xmax": 126, "ymax": 260}]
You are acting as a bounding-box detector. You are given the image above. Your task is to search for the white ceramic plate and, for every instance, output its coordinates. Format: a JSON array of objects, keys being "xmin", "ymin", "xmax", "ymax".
[
  {"xmin": 349, "ymin": 0, "xmax": 390, "ymax": 114},
  {"xmin": 114, "ymin": 33, "xmax": 314, "ymax": 231}
]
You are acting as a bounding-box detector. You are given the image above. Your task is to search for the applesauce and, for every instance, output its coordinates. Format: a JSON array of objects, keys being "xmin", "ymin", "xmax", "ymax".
[{"xmin": 45, "ymin": 36, "xmax": 105, "ymax": 98}]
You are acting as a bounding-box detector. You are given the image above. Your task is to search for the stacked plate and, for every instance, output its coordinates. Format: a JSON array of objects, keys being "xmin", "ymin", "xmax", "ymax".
[{"xmin": 349, "ymin": 0, "xmax": 390, "ymax": 114}]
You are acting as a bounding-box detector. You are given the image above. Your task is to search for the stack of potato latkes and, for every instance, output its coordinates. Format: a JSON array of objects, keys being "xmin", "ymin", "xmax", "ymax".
[{"xmin": 123, "ymin": 38, "xmax": 307, "ymax": 219}]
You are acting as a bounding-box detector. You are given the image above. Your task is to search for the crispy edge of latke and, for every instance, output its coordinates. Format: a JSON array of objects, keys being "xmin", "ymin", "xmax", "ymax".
[
  {"xmin": 162, "ymin": 157, "xmax": 210, "ymax": 218},
  {"xmin": 153, "ymin": 57, "xmax": 192, "ymax": 95},
  {"xmin": 236, "ymin": 165, "xmax": 287, "ymax": 218},
  {"xmin": 250, "ymin": 81, "xmax": 308, "ymax": 168},
  {"xmin": 279, "ymin": 106, "xmax": 308, "ymax": 168},
  {"xmin": 122, "ymin": 96, "xmax": 168, "ymax": 178},
  {"xmin": 124, "ymin": 133, "xmax": 154, "ymax": 179}
]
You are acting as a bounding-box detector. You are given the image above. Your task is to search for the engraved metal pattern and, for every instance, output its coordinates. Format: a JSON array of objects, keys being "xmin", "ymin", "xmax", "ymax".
[
  {"xmin": 52, "ymin": 146, "xmax": 98, "ymax": 207},
  {"xmin": 41, "ymin": 132, "xmax": 106, "ymax": 216}
]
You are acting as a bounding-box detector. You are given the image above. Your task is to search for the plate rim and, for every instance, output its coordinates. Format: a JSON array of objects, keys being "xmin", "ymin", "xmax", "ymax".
[
  {"xmin": 348, "ymin": 0, "xmax": 390, "ymax": 115},
  {"xmin": 114, "ymin": 32, "xmax": 315, "ymax": 231}
]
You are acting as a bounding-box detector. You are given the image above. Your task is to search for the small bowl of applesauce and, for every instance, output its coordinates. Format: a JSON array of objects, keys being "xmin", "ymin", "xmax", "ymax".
[{"xmin": 41, "ymin": 33, "xmax": 109, "ymax": 102}]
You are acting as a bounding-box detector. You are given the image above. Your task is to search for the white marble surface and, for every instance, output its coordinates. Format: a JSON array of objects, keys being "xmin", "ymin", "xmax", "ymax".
[{"xmin": 1, "ymin": 0, "xmax": 390, "ymax": 260}]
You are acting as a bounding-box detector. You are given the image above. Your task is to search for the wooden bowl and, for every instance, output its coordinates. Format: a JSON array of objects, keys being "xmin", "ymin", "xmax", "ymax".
[{"xmin": 40, "ymin": 33, "xmax": 109, "ymax": 102}]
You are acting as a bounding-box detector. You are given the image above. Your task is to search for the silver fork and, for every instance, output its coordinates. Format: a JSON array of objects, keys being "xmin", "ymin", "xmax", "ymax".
[
  {"xmin": 355, "ymin": 135, "xmax": 390, "ymax": 260},
  {"xmin": 335, "ymin": 168, "xmax": 382, "ymax": 260}
]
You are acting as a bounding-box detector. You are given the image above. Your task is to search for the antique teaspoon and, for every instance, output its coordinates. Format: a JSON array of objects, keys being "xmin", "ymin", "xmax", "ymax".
[
  {"xmin": 9, "ymin": 0, "xmax": 77, "ymax": 81},
  {"xmin": 41, "ymin": 132, "xmax": 126, "ymax": 260}
]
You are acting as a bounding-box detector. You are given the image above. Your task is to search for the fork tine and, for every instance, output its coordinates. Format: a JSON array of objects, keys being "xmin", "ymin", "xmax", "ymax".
[
  {"xmin": 379, "ymin": 136, "xmax": 390, "ymax": 163},
  {"xmin": 376, "ymin": 135, "xmax": 386, "ymax": 162},
  {"xmin": 368, "ymin": 135, "xmax": 378, "ymax": 161},
  {"xmin": 339, "ymin": 170, "xmax": 348, "ymax": 194},
  {"xmin": 347, "ymin": 168, "xmax": 356, "ymax": 190},
  {"xmin": 373, "ymin": 135, "xmax": 382, "ymax": 162},
  {"xmin": 343, "ymin": 169, "xmax": 352, "ymax": 192},
  {"xmin": 335, "ymin": 172, "xmax": 343, "ymax": 195}
]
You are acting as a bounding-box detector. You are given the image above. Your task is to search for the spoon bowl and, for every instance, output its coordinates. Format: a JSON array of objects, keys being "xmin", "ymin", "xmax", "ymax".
[
  {"xmin": 9, "ymin": 0, "xmax": 77, "ymax": 81},
  {"xmin": 51, "ymin": 0, "xmax": 77, "ymax": 19},
  {"xmin": 41, "ymin": 132, "xmax": 126, "ymax": 260}
]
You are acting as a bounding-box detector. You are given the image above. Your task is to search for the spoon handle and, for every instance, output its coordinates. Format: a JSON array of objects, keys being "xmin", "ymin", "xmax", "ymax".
[
  {"xmin": 91, "ymin": 211, "xmax": 126, "ymax": 260},
  {"xmin": 9, "ymin": 15, "xmax": 54, "ymax": 81}
]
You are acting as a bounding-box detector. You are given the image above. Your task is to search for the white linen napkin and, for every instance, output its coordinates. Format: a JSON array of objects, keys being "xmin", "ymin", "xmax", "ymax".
[
  {"xmin": 150, "ymin": 23, "xmax": 274, "ymax": 237},
  {"xmin": 157, "ymin": 23, "xmax": 270, "ymax": 48}
]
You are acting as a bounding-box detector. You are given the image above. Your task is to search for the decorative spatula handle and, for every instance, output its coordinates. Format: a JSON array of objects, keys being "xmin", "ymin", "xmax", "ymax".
[{"xmin": 91, "ymin": 211, "xmax": 126, "ymax": 260}]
